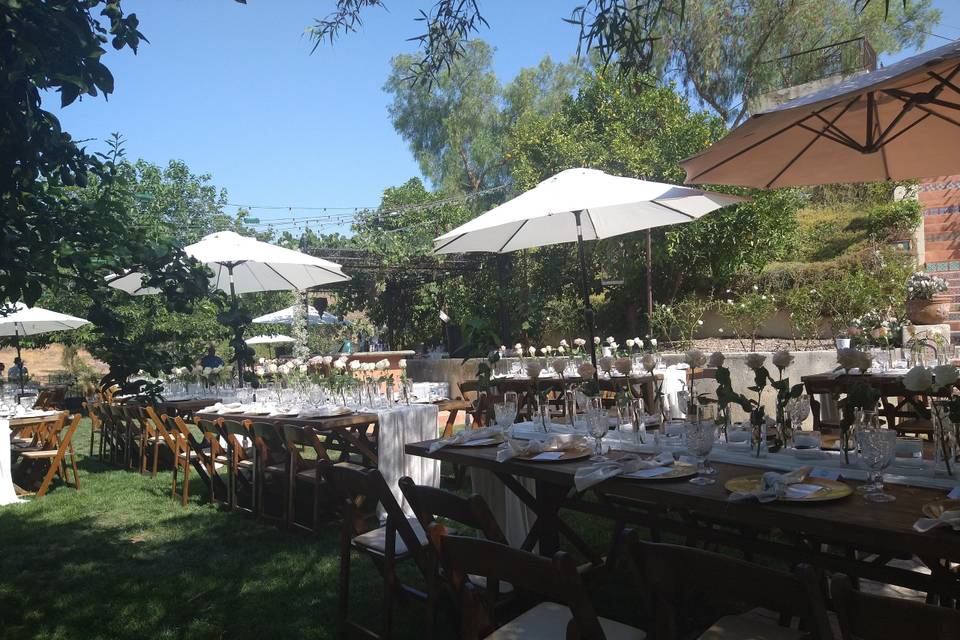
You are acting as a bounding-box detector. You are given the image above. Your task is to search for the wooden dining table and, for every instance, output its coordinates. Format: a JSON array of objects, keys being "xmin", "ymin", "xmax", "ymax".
[{"xmin": 405, "ymin": 439, "xmax": 960, "ymax": 602}]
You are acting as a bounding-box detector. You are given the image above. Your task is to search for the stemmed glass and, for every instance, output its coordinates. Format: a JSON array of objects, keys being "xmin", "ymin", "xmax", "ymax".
[
  {"xmin": 493, "ymin": 397, "xmax": 517, "ymax": 435},
  {"xmin": 683, "ymin": 421, "xmax": 716, "ymax": 485},
  {"xmin": 859, "ymin": 428, "xmax": 897, "ymax": 502},
  {"xmin": 585, "ymin": 407, "xmax": 609, "ymax": 461}
]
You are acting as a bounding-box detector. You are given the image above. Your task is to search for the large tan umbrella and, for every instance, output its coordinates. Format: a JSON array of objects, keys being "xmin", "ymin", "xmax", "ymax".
[{"xmin": 682, "ymin": 39, "xmax": 960, "ymax": 188}]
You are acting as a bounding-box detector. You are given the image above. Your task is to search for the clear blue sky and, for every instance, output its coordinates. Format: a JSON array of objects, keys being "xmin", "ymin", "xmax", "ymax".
[{"xmin": 50, "ymin": 0, "xmax": 960, "ymax": 236}]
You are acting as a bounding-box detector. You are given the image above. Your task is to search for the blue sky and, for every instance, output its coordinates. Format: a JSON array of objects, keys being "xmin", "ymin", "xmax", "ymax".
[{"xmin": 51, "ymin": 0, "xmax": 960, "ymax": 237}]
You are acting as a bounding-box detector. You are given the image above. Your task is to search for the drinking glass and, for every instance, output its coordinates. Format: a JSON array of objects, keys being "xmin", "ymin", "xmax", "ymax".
[
  {"xmin": 683, "ymin": 421, "xmax": 716, "ymax": 485},
  {"xmin": 493, "ymin": 399, "xmax": 517, "ymax": 434},
  {"xmin": 586, "ymin": 408, "xmax": 609, "ymax": 461},
  {"xmin": 859, "ymin": 428, "xmax": 897, "ymax": 503}
]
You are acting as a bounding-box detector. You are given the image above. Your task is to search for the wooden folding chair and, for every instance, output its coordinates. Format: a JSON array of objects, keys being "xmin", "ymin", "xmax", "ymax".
[
  {"xmin": 195, "ymin": 417, "xmax": 228, "ymax": 504},
  {"xmin": 250, "ymin": 421, "xmax": 290, "ymax": 525},
  {"xmin": 83, "ymin": 401, "xmax": 102, "ymax": 458},
  {"xmin": 622, "ymin": 530, "xmax": 833, "ymax": 640},
  {"xmin": 433, "ymin": 527, "xmax": 644, "ymax": 639},
  {"xmin": 282, "ymin": 424, "xmax": 335, "ymax": 533},
  {"xmin": 398, "ymin": 477, "xmax": 507, "ymax": 544},
  {"xmin": 831, "ymin": 574, "xmax": 960, "ymax": 640},
  {"xmin": 15, "ymin": 414, "xmax": 82, "ymax": 498},
  {"xmin": 143, "ymin": 405, "xmax": 178, "ymax": 477},
  {"xmin": 319, "ymin": 461, "xmax": 434, "ymax": 640},
  {"xmin": 221, "ymin": 419, "xmax": 255, "ymax": 514}
]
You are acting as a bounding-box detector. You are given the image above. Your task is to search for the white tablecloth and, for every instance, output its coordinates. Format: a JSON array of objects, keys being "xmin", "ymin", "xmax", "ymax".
[
  {"xmin": 377, "ymin": 405, "xmax": 441, "ymax": 517},
  {"xmin": 1, "ymin": 419, "xmax": 24, "ymax": 506},
  {"xmin": 471, "ymin": 469, "xmax": 536, "ymax": 548}
]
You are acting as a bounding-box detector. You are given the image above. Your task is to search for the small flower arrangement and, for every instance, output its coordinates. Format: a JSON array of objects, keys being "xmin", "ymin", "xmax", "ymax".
[{"xmin": 906, "ymin": 272, "xmax": 948, "ymax": 301}]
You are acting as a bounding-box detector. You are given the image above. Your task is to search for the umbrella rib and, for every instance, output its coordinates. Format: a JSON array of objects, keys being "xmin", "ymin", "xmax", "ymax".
[
  {"xmin": 764, "ymin": 96, "xmax": 861, "ymax": 189},
  {"xmin": 873, "ymin": 97, "xmax": 892, "ymax": 180},
  {"xmin": 810, "ymin": 113, "xmax": 864, "ymax": 150},
  {"xmin": 433, "ymin": 232, "xmax": 467, "ymax": 254},
  {"xmin": 873, "ymin": 63, "xmax": 960, "ymax": 148},
  {"xmin": 649, "ymin": 200, "xmax": 697, "ymax": 220},
  {"xmin": 497, "ymin": 220, "xmax": 528, "ymax": 253},
  {"xmin": 878, "ymin": 111, "xmax": 931, "ymax": 150},
  {"xmin": 264, "ymin": 264, "xmax": 303, "ymax": 291},
  {"xmin": 796, "ymin": 123, "xmax": 862, "ymax": 149},
  {"xmin": 883, "ymin": 90, "xmax": 960, "ymax": 131},
  {"xmin": 585, "ymin": 210, "xmax": 600, "ymax": 240},
  {"xmin": 687, "ymin": 100, "xmax": 841, "ymax": 183}
]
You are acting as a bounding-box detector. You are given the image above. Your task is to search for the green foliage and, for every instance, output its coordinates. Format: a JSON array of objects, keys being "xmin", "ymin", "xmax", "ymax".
[
  {"xmin": 646, "ymin": 296, "xmax": 712, "ymax": 349},
  {"xmin": 867, "ymin": 199, "xmax": 922, "ymax": 241},
  {"xmin": 782, "ymin": 284, "xmax": 824, "ymax": 347},
  {"xmin": 719, "ymin": 288, "xmax": 778, "ymax": 351}
]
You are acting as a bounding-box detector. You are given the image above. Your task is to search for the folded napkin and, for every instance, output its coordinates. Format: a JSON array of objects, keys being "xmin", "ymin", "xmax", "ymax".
[
  {"xmin": 496, "ymin": 435, "xmax": 585, "ymax": 462},
  {"xmin": 913, "ymin": 509, "xmax": 960, "ymax": 533},
  {"xmin": 428, "ymin": 426, "xmax": 502, "ymax": 453},
  {"xmin": 728, "ymin": 467, "xmax": 813, "ymax": 503},
  {"xmin": 574, "ymin": 452, "xmax": 675, "ymax": 491}
]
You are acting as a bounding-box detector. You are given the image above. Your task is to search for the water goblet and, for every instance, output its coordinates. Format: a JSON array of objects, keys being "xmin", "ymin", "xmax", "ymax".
[
  {"xmin": 860, "ymin": 428, "xmax": 897, "ymax": 503},
  {"xmin": 683, "ymin": 421, "xmax": 716, "ymax": 485},
  {"xmin": 585, "ymin": 408, "xmax": 609, "ymax": 461}
]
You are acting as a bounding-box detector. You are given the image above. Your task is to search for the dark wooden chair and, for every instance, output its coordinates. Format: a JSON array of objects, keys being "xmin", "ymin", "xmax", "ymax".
[
  {"xmin": 432, "ymin": 526, "xmax": 644, "ymax": 639},
  {"xmin": 622, "ymin": 530, "xmax": 832, "ymax": 640},
  {"xmin": 143, "ymin": 405, "xmax": 178, "ymax": 477},
  {"xmin": 250, "ymin": 421, "xmax": 290, "ymax": 525},
  {"xmin": 319, "ymin": 461, "xmax": 434, "ymax": 640},
  {"xmin": 221, "ymin": 419, "xmax": 255, "ymax": 514},
  {"xmin": 14, "ymin": 413, "xmax": 82, "ymax": 498},
  {"xmin": 282, "ymin": 424, "xmax": 338, "ymax": 532},
  {"xmin": 398, "ymin": 476, "xmax": 507, "ymax": 545},
  {"xmin": 195, "ymin": 417, "xmax": 228, "ymax": 504},
  {"xmin": 831, "ymin": 574, "xmax": 960, "ymax": 640},
  {"xmin": 166, "ymin": 415, "xmax": 195, "ymax": 506},
  {"xmin": 83, "ymin": 401, "xmax": 103, "ymax": 458}
]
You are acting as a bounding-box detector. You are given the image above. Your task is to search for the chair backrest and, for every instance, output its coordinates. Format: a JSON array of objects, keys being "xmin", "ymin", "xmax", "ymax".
[
  {"xmin": 433, "ymin": 528, "xmax": 606, "ymax": 640},
  {"xmin": 282, "ymin": 424, "xmax": 331, "ymax": 464},
  {"xmin": 831, "ymin": 574, "xmax": 960, "ymax": 640},
  {"xmin": 195, "ymin": 418, "xmax": 224, "ymax": 455},
  {"xmin": 319, "ymin": 461, "xmax": 426, "ymax": 565},
  {"xmin": 250, "ymin": 421, "xmax": 287, "ymax": 464},
  {"xmin": 624, "ymin": 532, "xmax": 832, "ymax": 640},
  {"xmin": 397, "ymin": 476, "xmax": 507, "ymax": 545}
]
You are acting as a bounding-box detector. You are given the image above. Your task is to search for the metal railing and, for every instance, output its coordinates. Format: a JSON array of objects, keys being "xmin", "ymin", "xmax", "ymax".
[{"xmin": 749, "ymin": 37, "xmax": 877, "ymax": 97}]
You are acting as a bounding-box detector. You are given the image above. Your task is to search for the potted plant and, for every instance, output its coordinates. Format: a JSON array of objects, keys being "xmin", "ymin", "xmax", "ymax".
[{"xmin": 905, "ymin": 272, "xmax": 950, "ymax": 324}]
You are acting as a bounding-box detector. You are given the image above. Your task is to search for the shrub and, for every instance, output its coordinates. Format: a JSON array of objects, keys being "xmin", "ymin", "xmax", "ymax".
[
  {"xmin": 720, "ymin": 287, "xmax": 777, "ymax": 351},
  {"xmin": 867, "ymin": 200, "xmax": 922, "ymax": 241}
]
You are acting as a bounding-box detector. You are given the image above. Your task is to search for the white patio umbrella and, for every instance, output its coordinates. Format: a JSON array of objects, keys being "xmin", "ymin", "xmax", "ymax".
[
  {"xmin": 252, "ymin": 304, "xmax": 347, "ymax": 326},
  {"xmin": 108, "ymin": 231, "xmax": 351, "ymax": 384},
  {"xmin": 0, "ymin": 304, "xmax": 90, "ymax": 392},
  {"xmin": 245, "ymin": 334, "xmax": 296, "ymax": 345},
  {"xmin": 433, "ymin": 168, "xmax": 745, "ymax": 369}
]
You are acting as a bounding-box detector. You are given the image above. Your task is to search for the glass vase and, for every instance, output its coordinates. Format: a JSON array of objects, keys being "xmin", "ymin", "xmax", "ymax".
[
  {"xmin": 753, "ymin": 422, "xmax": 768, "ymax": 458},
  {"xmin": 931, "ymin": 401, "xmax": 956, "ymax": 477}
]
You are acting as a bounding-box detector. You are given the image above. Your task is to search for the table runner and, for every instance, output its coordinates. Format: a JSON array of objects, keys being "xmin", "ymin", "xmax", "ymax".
[
  {"xmin": 0, "ymin": 419, "xmax": 23, "ymax": 506},
  {"xmin": 376, "ymin": 404, "xmax": 440, "ymax": 517}
]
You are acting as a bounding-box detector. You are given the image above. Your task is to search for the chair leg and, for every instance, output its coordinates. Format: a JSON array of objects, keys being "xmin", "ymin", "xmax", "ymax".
[
  {"xmin": 89, "ymin": 427, "xmax": 95, "ymax": 457},
  {"xmin": 338, "ymin": 524, "xmax": 351, "ymax": 638},
  {"xmin": 382, "ymin": 554, "xmax": 395, "ymax": 640},
  {"xmin": 182, "ymin": 458, "xmax": 190, "ymax": 507},
  {"xmin": 151, "ymin": 441, "xmax": 160, "ymax": 478},
  {"xmin": 68, "ymin": 447, "xmax": 80, "ymax": 490}
]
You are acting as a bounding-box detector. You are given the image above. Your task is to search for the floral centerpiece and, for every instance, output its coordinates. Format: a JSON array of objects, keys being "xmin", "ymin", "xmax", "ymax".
[
  {"xmin": 769, "ymin": 350, "xmax": 804, "ymax": 449},
  {"xmin": 903, "ymin": 364, "xmax": 957, "ymax": 476},
  {"xmin": 906, "ymin": 271, "xmax": 951, "ymax": 325},
  {"xmin": 835, "ymin": 347, "xmax": 878, "ymax": 463}
]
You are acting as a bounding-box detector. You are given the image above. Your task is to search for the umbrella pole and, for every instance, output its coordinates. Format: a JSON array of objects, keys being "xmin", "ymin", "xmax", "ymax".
[
  {"xmin": 15, "ymin": 329, "xmax": 23, "ymax": 395},
  {"xmin": 228, "ymin": 265, "xmax": 244, "ymax": 388},
  {"xmin": 573, "ymin": 211, "xmax": 599, "ymax": 380},
  {"xmin": 646, "ymin": 229, "xmax": 654, "ymax": 329}
]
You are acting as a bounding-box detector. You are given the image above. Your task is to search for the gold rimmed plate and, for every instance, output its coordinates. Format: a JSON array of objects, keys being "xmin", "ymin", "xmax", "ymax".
[
  {"xmin": 514, "ymin": 447, "xmax": 592, "ymax": 462},
  {"xmin": 622, "ymin": 461, "xmax": 698, "ymax": 481},
  {"xmin": 724, "ymin": 475, "xmax": 853, "ymax": 502},
  {"xmin": 922, "ymin": 499, "xmax": 960, "ymax": 518}
]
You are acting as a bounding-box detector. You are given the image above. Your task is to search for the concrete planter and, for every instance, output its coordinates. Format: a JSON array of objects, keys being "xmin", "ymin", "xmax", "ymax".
[{"xmin": 906, "ymin": 294, "xmax": 952, "ymax": 325}]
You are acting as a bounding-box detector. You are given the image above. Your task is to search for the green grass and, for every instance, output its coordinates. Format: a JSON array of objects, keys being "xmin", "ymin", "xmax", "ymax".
[{"xmin": 0, "ymin": 419, "xmax": 633, "ymax": 640}]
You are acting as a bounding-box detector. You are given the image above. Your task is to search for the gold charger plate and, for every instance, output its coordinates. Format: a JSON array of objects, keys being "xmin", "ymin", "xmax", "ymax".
[
  {"xmin": 514, "ymin": 447, "xmax": 592, "ymax": 462},
  {"xmin": 449, "ymin": 437, "xmax": 504, "ymax": 448},
  {"xmin": 922, "ymin": 499, "xmax": 960, "ymax": 518},
  {"xmin": 724, "ymin": 475, "xmax": 853, "ymax": 502},
  {"xmin": 623, "ymin": 462, "xmax": 698, "ymax": 481}
]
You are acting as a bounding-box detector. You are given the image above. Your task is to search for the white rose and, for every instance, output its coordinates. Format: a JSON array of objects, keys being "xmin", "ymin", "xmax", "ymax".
[
  {"xmin": 707, "ymin": 351, "xmax": 725, "ymax": 368},
  {"xmin": 333, "ymin": 360, "xmax": 346, "ymax": 370},
  {"xmin": 514, "ymin": 343, "xmax": 523, "ymax": 352},
  {"xmin": 606, "ymin": 336, "xmax": 615, "ymax": 345},
  {"xmin": 684, "ymin": 349, "xmax": 707, "ymax": 369},
  {"xmin": 349, "ymin": 360, "xmax": 361, "ymax": 371},
  {"xmin": 528, "ymin": 346, "xmax": 537, "ymax": 356},
  {"xmin": 745, "ymin": 353, "xmax": 767, "ymax": 370},
  {"xmin": 323, "ymin": 356, "xmax": 333, "ymax": 365},
  {"xmin": 499, "ymin": 345, "xmax": 506, "ymax": 353},
  {"xmin": 574, "ymin": 338, "xmax": 586, "ymax": 347},
  {"xmin": 650, "ymin": 339, "xmax": 658, "ymax": 347},
  {"xmin": 933, "ymin": 365, "xmax": 958, "ymax": 389},
  {"xmin": 626, "ymin": 339, "xmax": 635, "ymax": 348},
  {"xmin": 267, "ymin": 363, "xmax": 279, "ymax": 374},
  {"xmin": 254, "ymin": 366, "xmax": 265, "ymax": 376},
  {"xmin": 593, "ymin": 337, "xmax": 601, "ymax": 345},
  {"xmin": 557, "ymin": 345, "xmax": 566, "ymax": 354},
  {"xmin": 904, "ymin": 366, "xmax": 933, "ymax": 392},
  {"xmin": 299, "ymin": 364, "xmax": 308, "ymax": 373},
  {"xmin": 398, "ymin": 359, "xmax": 407, "ymax": 369},
  {"xmin": 772, "ymin": 350, "xmax": 794, "ymax": 371},
  {"xmin": 375, "ymin": 359, "xmax": 388, "ymax": 371},
  {"xmin": 610, "ymin": 342, "xmax": 619, "ymax": 352},
  {"xmin": 258, "ymin": 358, "xmax": 265, "ymax": 365},
  {"xmin": 559, "ymin": 339, "xmax": 569, "ymax": 347}
]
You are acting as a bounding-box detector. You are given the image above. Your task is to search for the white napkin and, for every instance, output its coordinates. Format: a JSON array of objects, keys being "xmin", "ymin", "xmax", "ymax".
[
  {"xmin": 428, "ymin": 427, "xmax": 502, "ymax": 453},
  {"xmin": 913, "ymin": 509, "xmax": 960, "ymax": 533},
  {"xmin": 496, "ymin": 435, "xmax": 585, "ymax": 462},
  {"xmin": 728, "ymin": 467, "xmax": 813, "ymax": 503},
  {"xmin": 574, "ymin": 452, "xmax": 675, "ymax": 491}
]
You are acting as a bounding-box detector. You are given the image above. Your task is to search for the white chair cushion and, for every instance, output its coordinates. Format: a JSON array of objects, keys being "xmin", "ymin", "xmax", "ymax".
[
  {"xmin": 487, "ymin": 601, "xmax": 644, "ymax": 639},
  {"xmin": 698, "ymin": 615, "xmax": 806, "ymax": 640},
  {"xmin": 352, "ymin": 517, "xmax": 428, "ymax": 555}
]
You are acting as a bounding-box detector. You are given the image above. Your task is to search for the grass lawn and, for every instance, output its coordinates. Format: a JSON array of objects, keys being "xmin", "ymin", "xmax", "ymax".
[{"xmin": 0, "ymin": 418, "xmax": 634, "ymax": 640}]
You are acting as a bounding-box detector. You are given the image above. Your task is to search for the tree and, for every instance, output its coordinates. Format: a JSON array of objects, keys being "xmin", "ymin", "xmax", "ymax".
[
  {"xmin": 310, "ymin": 1, "xmax": 928, "ymax": 86},
  {"xmin": 651, "ymin": 0, "xmax": 940, "ymax": 124},
  {"xmin": 384, "ymin": 41, "xmax": 582, "ymax": 195}
]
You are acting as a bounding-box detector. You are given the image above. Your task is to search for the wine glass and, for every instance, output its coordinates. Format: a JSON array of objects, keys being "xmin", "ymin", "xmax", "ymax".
[
  {"xmin": 859, "ymin": 428, "xmax": 897, "ymax": 503},
  {"xmin": 493, "ymin": 398, "xmax": 517, "ymax": 434},
  {"xmin": 683, "ymin": 421, "xmax": 716, "ymax": 485},
  {"xmin": 585, "ymin": 408, "xmax": 609, "ymax": 461}
]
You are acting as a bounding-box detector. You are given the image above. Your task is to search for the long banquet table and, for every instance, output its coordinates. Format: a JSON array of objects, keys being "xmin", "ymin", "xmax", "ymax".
[{"xmin": 405, "ymin": 438, "xmax": 960, "ymax": 601}]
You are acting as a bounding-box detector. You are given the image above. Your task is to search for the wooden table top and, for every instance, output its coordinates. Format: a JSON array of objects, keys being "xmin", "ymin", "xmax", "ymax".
[
  {"xmin": 7, "ymin": 411, "xmax": 67, "ymax": 428},
  {"xmin": 404, "ymin": 439, "xmax": 960, "ymax": 562},
  {"xmin": 194, "ymin": 399, "xmax": 470, "ymax": 430}
]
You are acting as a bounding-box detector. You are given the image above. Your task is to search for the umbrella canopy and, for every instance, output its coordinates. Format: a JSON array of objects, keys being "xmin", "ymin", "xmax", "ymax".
[
  {"xmin": 108, "ymin": 230, "xmax": 350, "ymax": 296},
  {"xmin": 433, "ymin": 168, "xmax": 745, "ymax": 254},
  {"xmin": 0, "ymin": 303, "xmax": 89, "ymax": 336},
  {"xmin": 681, "ymin": 39, "xmax": 960, "ymax": 188},
  {"xmin": 245, "ymin": 334, "xmax": 296, "ymax": 345},
  {"xmin": 252, "ymin": 304, "xmax": 347, "ymax": 326}
]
